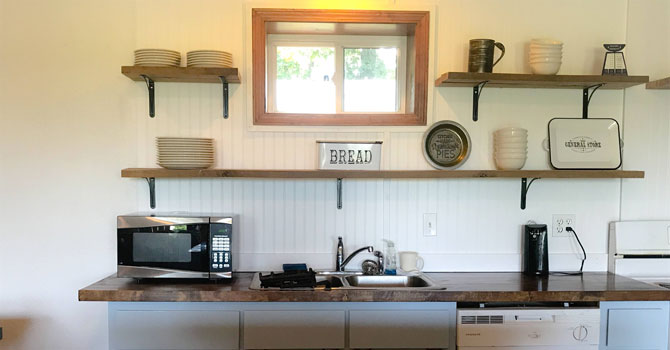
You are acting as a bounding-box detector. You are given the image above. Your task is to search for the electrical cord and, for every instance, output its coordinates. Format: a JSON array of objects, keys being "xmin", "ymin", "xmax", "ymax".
[{"xmin": 550, "ymin": 226, "xmax": 587, "ymax": 276}]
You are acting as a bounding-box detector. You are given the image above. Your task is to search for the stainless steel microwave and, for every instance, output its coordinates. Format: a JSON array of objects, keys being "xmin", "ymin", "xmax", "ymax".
[{"xmin": 117, "ymin": 213, "xmax": 235, "ymax": 279}]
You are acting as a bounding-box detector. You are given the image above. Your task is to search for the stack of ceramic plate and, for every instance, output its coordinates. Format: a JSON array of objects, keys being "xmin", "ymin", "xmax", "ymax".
[
  {"xmin": 494, "ymin": 127, "xmax": 528, "ymax": 170},
  {"xmin": 529, "ymin": 39, "xmax": 562, "ymax": 75},
  {"xmin": 134, "ymin": 49, "xmax": 181, "ymax": 67},
  {"xmin": 156, "ymin": 137, "xmax": 214, "ymax": 170},
  {"xmin": 187, "ymin": 50, "xmax": 233, "ymax": 67}
]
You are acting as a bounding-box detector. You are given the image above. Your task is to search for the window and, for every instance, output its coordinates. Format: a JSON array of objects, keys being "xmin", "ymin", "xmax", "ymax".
[
  {"xmin": 267, "ymin": 35, "xmax": 406, "ymax": 115},
  {"xmin": 252, "ymin": 9, "xmax": 430, "ymax": 126}
]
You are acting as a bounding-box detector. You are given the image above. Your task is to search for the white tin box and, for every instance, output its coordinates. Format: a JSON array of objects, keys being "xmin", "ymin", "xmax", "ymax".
[{"xmin": 317, "ymin": 141, "xmax": 382, "ymax": 170}]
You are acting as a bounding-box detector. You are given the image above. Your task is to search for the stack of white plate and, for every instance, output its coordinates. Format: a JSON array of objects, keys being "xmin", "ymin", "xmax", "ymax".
[
  {"xmin": 529, "ymin": 39, "xmax": 562, "ymax": 75},
  {"xmin": 187, "ymin": 50, "xmax": 233, "ymax": 67},
  {"xmin": 156, "ymin": 137, "xmax": 214, "ymax": 170},
  {"xmin": 134, "ymin": 49, "xmax": 181, "ymax": 67},
  {"xmin": 494, "ymin": 128, "xmax": 528, "ymax": 170}
]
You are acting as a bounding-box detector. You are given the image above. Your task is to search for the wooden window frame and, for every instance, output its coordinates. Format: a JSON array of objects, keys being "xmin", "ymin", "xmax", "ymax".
[{"xmin": 252, "ymin": 8, "xmax": 429, "ymax": 126}]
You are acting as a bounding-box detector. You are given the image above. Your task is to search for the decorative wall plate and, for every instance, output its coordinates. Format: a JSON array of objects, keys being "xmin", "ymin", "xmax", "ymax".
[{"xmin": 422, "ymin": 121, "xmax": 471, "ymax": 170}]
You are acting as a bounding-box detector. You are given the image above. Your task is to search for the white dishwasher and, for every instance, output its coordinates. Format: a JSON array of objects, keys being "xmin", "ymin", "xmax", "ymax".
[{"xmin": 457, "ymin": 307, "xmax": 600, "ymax": 349}]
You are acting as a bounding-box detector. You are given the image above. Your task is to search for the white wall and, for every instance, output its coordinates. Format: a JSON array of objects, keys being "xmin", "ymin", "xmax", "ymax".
[
  {"xmin": 0, "ymin": 0, "xmax": 667, "ymax": 349},
  {"xmin": 0, "ymin": 0, "xmax": 136, "ymax": 349}
]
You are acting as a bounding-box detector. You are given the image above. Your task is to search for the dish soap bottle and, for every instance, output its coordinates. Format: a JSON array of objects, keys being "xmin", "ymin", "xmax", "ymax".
[{"xmin": 383, "ymin": 239, "xmax": 397, "ymax": 275}]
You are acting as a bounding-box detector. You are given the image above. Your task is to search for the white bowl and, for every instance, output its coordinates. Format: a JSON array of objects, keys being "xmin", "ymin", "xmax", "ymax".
[
  {"xmin": 530, "ymin": 38, "xmax": 563, "ymax": 45},
  {"xmin": 529, "ymin": 49, "xmax": 563, "ymax": 55},
  {"xmin": 496, "ymin": 150, "xmax": 528, "ymax": 156},
  {"xmin": 530, "ymin": 58, "xmax": 562, "ymax": 64},
  {"xmin": 530, "ymin": 61, "xmax": 561, "ymax": 75},
  {"xmin": 494, "ymin": 135, "xmax": 527, "ymax": 142},
  {"xmin": 529, "ymin": 52, "xmax": 562, "ymax": 58},
  {"xmin": 495, "ymin": 142, "xmax": 527, "ymax": 148},
  {"xmin": 495, "ymin": 157, "xmax": 526, "ymax": 170},
  {"xmin": 494, "ymin": 127, "xmax": 528, "ymax": 137}
]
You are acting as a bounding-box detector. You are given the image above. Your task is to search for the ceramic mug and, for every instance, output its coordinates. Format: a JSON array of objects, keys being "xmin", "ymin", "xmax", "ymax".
[{"xmin": 399, "ymin": 251, "xmax": 424, "ymax": 272}]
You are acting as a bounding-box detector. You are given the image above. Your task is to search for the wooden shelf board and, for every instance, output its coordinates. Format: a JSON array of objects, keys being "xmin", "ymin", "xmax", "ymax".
[
  {"xmin": 122, "ymin": 168, "xmax": 644, "ymax": 179},
  {"xmin": 646, "ymin": 77, "xmax": 670, "ymax": 90},
  {"xmin": 435, "ymin": 72, "xmax": 649, "ymax": 89},
  {"xmin": 121, "ymin": 66, "xmax": 240, "ymax": 83}
]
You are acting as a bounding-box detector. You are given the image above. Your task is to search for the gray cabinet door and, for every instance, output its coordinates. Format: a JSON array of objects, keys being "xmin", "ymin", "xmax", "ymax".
[
  {"xmin": 600, "ymin": 301, "xmax": 670, "ymax": 350},
  {"xmin": 243, "ymin": 310, "xmax": 346, "ymax": 349},
  {"xmin": 112, "ymin": 310, "xmax": 240, "ymax": 350},
  {"xmin": 349, "ymin": 310, "xmax": 451, "ymax": 349}
]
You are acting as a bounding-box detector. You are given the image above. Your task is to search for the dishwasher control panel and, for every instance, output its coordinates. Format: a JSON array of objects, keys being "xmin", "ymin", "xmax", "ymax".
[{"xmin": 457, "ymin": 308, "xmax": 600, "ymax": 348}]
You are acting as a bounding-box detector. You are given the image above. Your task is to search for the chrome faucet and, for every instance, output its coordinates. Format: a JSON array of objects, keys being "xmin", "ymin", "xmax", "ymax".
[{"xmin": 336, "ymin": 237, "xmax": 374, "ymax": 272}]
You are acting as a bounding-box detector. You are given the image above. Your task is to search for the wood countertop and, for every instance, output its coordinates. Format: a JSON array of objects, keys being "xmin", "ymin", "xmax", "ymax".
[{"xmin": 78, "ymin": 272, "xmax": 670, "ymax": 303}]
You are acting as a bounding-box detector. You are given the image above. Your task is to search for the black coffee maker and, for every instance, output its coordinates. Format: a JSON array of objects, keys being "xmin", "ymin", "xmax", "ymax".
[{"xmin": 523, "ymin": 224, "xmax": 549, "ymax": 276}]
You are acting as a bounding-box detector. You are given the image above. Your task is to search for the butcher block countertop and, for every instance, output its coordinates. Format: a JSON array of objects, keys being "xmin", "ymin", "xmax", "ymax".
[{"xmin": 78, "ymin": 272, "xmax": 670, "ymax": 302}]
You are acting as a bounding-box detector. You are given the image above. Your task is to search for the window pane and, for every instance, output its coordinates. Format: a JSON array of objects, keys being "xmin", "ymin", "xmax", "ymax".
[
  {"xmin": 343, "ymin": 47, "xmax": 398, "ymax": 112},
  {"xmin": 275, "ymin": 46, "xmax": 335, "ymax": 113}
]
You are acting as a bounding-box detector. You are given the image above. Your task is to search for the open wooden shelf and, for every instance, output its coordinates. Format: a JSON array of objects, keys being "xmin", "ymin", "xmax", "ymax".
[
  {"xmin": 121, "ymin": 66, "xmax": 240, "ymax": 83},
  {"xmin": 435, "ymin": 72, "xmax": 649, "ymax": 89},
  {"xmin": 124, "ymin": 168, "xmax": 644, "ymax": 210},
  {"xmin": 646, "ymin": 77, "xmax": 670, "ymax": 90},
  {"xmin": 122, "ymin": 168, "xmax": 644, "ymax": 179}
]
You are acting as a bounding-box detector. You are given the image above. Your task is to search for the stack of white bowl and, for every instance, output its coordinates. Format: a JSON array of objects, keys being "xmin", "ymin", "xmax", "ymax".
[
  {"xmin": 187, "ymin": 50, "xmax": 233, "ymax": 68},
  {"xmin": 529, "ymin": 39, "xmax": 562, "ymax": 75},
  {"xmin": 494, "ymin": 128, "xmax": 528, "ymax": 170},
  {"xmin": 134, "ymin": 49, "xmax": 181, "ymax": 67},
  {"xmin": 156, "ymin": 137, "xmax": 214, "ymax": 170}
]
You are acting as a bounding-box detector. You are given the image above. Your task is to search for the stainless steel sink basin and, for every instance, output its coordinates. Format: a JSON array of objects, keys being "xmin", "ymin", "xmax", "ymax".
[
  {"xmin": 344, "ymin": 275, "xmax": 434, "ymax": 288},
  {"xmin": 249, "ymin": 272, "xmax": 443, "ymax": 290}
]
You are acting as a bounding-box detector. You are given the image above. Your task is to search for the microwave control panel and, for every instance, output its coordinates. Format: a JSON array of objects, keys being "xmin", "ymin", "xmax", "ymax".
[{"xmin": 210, "ymin": 223, "xmax": 232, "ymax": 273}]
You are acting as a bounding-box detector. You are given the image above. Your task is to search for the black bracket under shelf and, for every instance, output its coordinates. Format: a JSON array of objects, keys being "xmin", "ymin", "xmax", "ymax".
[
  {"xmin": 141, "ymin": 75, "xmax": 155, "ymax": 118},
  {"xmin": 145, "ymin": 177, "xmax": 156, "ymax": 209},
  {"xmin": 336, "ymin": 178, "xmax": 343, "ymax": 209},
  {"xmin": 220, "ymin": 76, "xmax": 229, "ymax": 119},
  {"xmin": 582, "ymin": 83, "xmax": 604, "ymax": 119},
  {"xmin": 138, "ymin": 75, "xmax": 231, "ymax": 119},
  {"xmin": 520, "ymin": 177, "xmax": 540, "ymax": 210},
  {"xmin": 472, "ymin": 81, "xmax": 488, "ymax": 122}
]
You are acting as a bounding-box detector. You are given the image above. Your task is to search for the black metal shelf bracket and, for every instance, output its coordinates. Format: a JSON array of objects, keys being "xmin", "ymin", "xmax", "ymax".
[
  {"xmin": 582, "ymin": 83, "xmax": 604, "ymax": 119},
  {"xmin": 336, "ymin": 178, "xmax": 343, "ymax": 209},
  {"xmin": 220, "ymin": 76, "xmax": 229, "ymax": 119},
  {"xmin": 520, "ymin": 177, "xmax": 540, "ymax": 210},
  {"xmin": 472, "ymin": 81, "xmax": 488, "ymax": 122},
  {"xmin": 140, "ymin": 75, "xmax": 155, "ymax": 118},
  {"xmin": 145, "ymin": 177, "xmax": 156, "ymax": 209}
]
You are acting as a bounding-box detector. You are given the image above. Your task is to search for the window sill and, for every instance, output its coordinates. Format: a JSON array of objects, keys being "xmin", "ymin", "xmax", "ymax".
[{"xmin": 253, "ymin": 112, "xmax": 426, "ymax": 126}]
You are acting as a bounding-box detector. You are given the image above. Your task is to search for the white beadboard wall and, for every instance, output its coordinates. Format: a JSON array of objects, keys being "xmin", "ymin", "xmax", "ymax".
[{"xmin": 126, "ymin": 0, "xmax": 635, "ymax": 272}]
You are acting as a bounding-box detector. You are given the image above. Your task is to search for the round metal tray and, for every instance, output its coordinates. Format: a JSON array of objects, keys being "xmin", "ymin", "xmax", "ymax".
[{"xmin": 422, "ymin": 121, "xmax": 471, "ymax": 170}]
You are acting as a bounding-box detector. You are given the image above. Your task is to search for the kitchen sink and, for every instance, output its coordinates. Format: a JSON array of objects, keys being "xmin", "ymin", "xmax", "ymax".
[
  {"xmin": 344, "ymin": 275, "xmax": 434, "ymax": 288},
  {"xmin": 249, "ymin": 272, "xmax": 443, "ymax": 290}
]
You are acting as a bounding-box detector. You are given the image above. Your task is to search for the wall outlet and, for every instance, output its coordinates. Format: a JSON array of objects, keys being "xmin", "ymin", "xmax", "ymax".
[
  {"xmin": 423, "ymin": 213, "xmax": 437, "ymax": 236},
  {"xmin": 553, "ymin": 214, "xmax": 576, "ymax": 237}
]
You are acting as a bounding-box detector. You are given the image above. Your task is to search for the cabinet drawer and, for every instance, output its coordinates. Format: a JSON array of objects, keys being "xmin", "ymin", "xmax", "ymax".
[
  {"xmin": 243, "ymin": 310, "xmax": 345, "ymax": 349},
  {"xmin": 349, "ymin": 310, "xmax": 451, "ymax": 349},
  {"xmin": 604, "ymin": 306, "xmax": 669, "ymax": 348},
  {"xmin": 113, "ymin": 310, "xmax": 239, "ymax": 350}
]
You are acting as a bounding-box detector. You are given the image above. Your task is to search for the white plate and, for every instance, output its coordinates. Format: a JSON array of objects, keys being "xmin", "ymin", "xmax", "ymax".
[
  {"xmin": 187, "ymin": 64, "xmax": 233, "ymax": 68},
  {"xmin": 135, "ymin": 48, "xmax": 180, "ymax": 54},
  {"xmin": 188, "ymin": 50, "xmax": 232, "ymax": 54},
  {"xmin": 548, "ymin": 118, "xmax": 622, "ymax": 169},
  {"xmin": 157, "ymin": 137, "xmax": 213, "ymax": 140},
  {"xmin": 135, "ymin": 63, "xmax": 180, "ymax": 67},
  {"xmin": 135, "ymin": 52, "xmax": 181, "ymax": 57},
  {"xmin": 188, "ymin": 52, "xmax": 232, "ymax": 56}
]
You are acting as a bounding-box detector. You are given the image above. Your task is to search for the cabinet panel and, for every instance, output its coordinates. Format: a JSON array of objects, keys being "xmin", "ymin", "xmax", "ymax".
[
  {"xmin": 243, "ymin": 310, "xmax": 345, "ymax": 349},
  {"xmin": 600, "ymin": 301, "xmax": 670, "ymax": 350},
  {"xmin": 113, "ymin": 310, "xmax": 239, "ymax": 350},
  {"xmin": 349, "ymin": 310, "xmax": 451, "ymax": 349}
]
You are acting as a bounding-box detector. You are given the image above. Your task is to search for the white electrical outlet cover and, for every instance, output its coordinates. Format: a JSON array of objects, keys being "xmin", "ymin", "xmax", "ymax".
[{"xmin": 423, "ymin": 213, "xmax": 437, "ymax": 236}]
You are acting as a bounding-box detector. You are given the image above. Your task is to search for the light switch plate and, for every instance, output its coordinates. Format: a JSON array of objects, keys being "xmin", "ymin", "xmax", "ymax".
[{"xmin": 423, "ymin": 213, "xmax": 437, "ymax": 236}]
